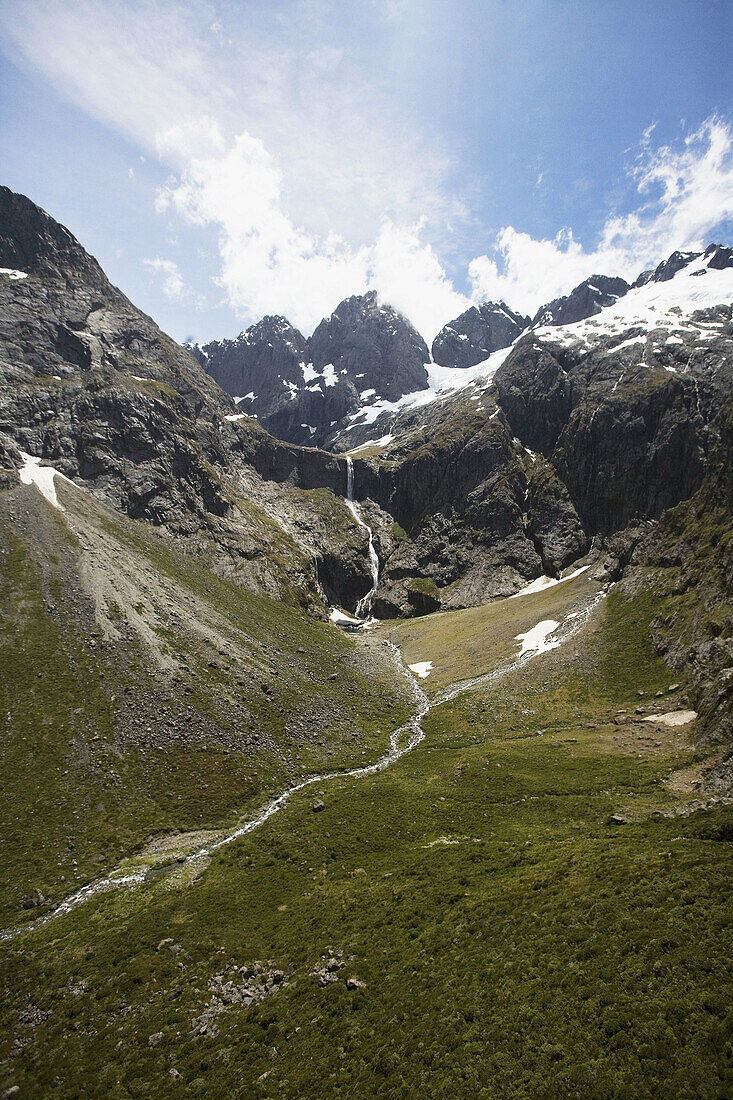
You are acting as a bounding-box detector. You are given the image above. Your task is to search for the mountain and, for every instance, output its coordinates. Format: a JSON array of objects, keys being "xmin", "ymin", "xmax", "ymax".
[
  {"xmin": 1, "ymin": 186, "xmax": 732, "ymax": 1097},
  {"xmin": 530, "ymin": 273, "xmax": 630, "ymax": 327},
  {"xmin": 192, "ymin": 292, "xmax": 430, "ymax": 450},
  {"xmin": 192, "ymin": 315, "xmax": 307, "ymax": 408},
  {"xmin": 431, "ymin": 301, "xmax": 528, "ymax": 368}
]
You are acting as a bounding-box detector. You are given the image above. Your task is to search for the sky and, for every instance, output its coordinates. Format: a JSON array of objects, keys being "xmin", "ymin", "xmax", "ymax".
[{"xmin": 1, "ymin": 0, "xmax": 732, "ymax": 345}]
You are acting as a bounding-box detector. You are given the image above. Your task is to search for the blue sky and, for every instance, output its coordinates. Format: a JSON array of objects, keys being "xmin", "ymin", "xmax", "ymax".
[{"xmin": 1, "ymin": 0, "xmax": 731, "ymax": 343}]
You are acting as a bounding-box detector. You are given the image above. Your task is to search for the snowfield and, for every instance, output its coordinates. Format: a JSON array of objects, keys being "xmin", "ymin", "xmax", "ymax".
[{"xmin": 18, "ymin": 452, "xmax": 71, "ymax": 510}]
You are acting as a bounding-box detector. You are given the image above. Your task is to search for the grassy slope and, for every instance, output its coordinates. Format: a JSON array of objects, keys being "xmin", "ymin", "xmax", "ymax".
[
  {"xmin": 381, "ymin": 569, "xmax": 598, "ymax": 694},
  {"xmin": 0, "ymin": 481, "xmax": 413, "ymax": 933},
  {"xmin": 0, "ymin": 578, "xmax": 731, "ymax": 1097}
]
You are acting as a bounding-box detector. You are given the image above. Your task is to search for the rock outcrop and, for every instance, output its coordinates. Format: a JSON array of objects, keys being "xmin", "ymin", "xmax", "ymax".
[
  {"xmin": 431, "ymin": 301, "xmax": 528, "ymax": 368},
  {"xmin": 531, "ymin": 274, "xmax": 629, "ymax": 328}
]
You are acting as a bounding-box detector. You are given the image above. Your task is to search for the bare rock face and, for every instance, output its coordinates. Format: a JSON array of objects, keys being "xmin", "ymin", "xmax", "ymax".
[
  {"xmin": 194, "ymin": 316, "xmax": 307, "ymax": 411},
  {"xmin": 195, "ymin": 291, "xmax": 430, "ymax": 448},
  {"xmin": 494, "ymin": 307, "xmax": 733, "ymax": 536},
  {"xmin": 531, "ymin": 274, "xmax": 629, "ymax": 328},
  {"xmin": 431, "ymin": 301, "xmax": 528, "ymax": 368},
  {"xmin": 525, "ymin": 458, "xmax": 588, "ymax": 574},
  {"xmin": 309, "ymin": 291, "xmax": 429, "ymax": 403}
]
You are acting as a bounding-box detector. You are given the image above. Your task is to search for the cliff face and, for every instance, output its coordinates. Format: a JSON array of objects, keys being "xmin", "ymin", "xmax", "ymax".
[
  {"xmin": 494, "ymin": 304, "xmax": 732, "ymax": 536},
  {"xmin": 431, "ymin": 301, "xmax": 528, "ymax": 369},
  {"xmin": 0, "ymin": 187, "xmax": 383, "ymax": 613}
]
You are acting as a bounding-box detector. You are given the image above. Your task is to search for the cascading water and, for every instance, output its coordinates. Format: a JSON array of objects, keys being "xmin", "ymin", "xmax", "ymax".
[{"xmin": 344, "ymin": 456, "xmax": 379, "ymax": 619}]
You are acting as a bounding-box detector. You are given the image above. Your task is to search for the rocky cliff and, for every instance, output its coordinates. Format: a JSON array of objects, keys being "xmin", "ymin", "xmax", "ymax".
[
  {"xmin": 193, "ymin": 291, "xmax": 430, "ymax": 450},
  {"xmin": 431, "ymin": 301, "xmax": 528, "ymax": 368},
  {"xmin": 0, "ymin": 187, "xmax": 384, "ymax": 614}
]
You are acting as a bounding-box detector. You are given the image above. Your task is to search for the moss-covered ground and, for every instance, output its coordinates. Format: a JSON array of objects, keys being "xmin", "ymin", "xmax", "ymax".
[
  {"xmin": 0, "ymin": 483, "xmax": 413, "ymax": 935},
  {"xmin": 1, "ymin": 566, "xmax": 731, "ymax": 1097}
]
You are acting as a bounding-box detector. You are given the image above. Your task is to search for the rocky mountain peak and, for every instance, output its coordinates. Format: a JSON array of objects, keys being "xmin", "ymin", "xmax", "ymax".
[
  {"xmin": 0, "ymin": 186, "xmax": 111, "ymax": 294},
  {"xmin": 198, "ymin": 315, "xmax": 307, "ymax": 404},
  {"xmin": 431, "ymin": 300, "xmax": 529, "ymax": 368},
  {"xmin": 308, "ymin": 291, "xmax": 430, "ymax": 401},
  {"xmin": 531, "ymin": 273, "xmax": 630, "ymax": 328}
]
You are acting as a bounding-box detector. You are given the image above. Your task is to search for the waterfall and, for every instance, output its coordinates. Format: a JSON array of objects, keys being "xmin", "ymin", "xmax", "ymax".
[{"xmin": 344, "ymin": 457, "xmax": 379, "ymax": 619}]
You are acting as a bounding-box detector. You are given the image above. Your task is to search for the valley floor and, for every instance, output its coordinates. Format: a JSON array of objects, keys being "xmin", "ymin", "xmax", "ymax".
[{"xmin": 0, "ymin": 522, "xmax": 731, "ymax": 1097}]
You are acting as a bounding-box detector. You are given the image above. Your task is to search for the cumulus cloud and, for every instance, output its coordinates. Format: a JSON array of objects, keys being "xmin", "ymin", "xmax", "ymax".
[
  {"xmin": 1, "ymin": 1, "xmax": 731, "ymax": 340},
  {"xmin": 142, "ymin": 257, "xmax": 189, "ymax": 302},
  {"xmin": 0, "ymin": 0, "xmax": 471, "ymax": 339},
  {"xmin": 470, "ymin": 116, "xmax": 733, "ymax": 314}
]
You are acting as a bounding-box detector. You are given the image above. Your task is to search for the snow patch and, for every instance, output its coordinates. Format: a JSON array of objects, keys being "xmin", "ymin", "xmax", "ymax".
[
  {"xmin": 19, "ymin": 452, "xmax": 72, "ymax": 510},
  {"xmin": 515, "ymin": 619, "xmax": 560, "ymax": 656},
  {"xmin": 329, "ymin": 608, "xmax": 361, "ymax": 627},
  {"xmin": 347, "ymin": 434, "xmax": 394, "ymax": 455},
  {"xmin": 642, "ymin": 710, "xmax": 698, "ymax": 727},
  {"xmin": 509, "ymin": 565, "xmax": 591, "ymax": 600},
  {"xmin": 0, "ymin": 267, "xmax": 28, "ymax": 280},
  {"xmin": 408, "ymin": 661, "xmax": 433, "ymax": 679}
]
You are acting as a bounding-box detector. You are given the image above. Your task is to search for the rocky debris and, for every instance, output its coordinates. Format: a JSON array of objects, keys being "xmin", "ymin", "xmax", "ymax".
[
  {"xmin": 345, "ymin": 976, "xmax": 366, "ymax": 990},
  {"xmin": 148, "ymin": 1031, "xmax": 164, "ymax": 1048},
  {"xmin": 608, "ymin": 814, "xmax": 629, "ymax": 826},
  {"xmin": 190, "ymin": 961, "xmax": 287, "ymax": 1038},
  {"xmin": 532, "ymin": 274, "xmax": 629, "ymax": 327},
  {"xmin": 18, "ymin": 1002, "xmax": 52, "ymax": 1026},
  {"xmin": 312, "ymin": 799, "xmax": 325, "ymax": 813},
  {"xmin": 432, "ymin": 301, "xmax": 528, "ymax": 368},
  {"xmin": 312, "ymin": 949, "xmax": 345, "ymax": 986},
  {"xmin": 21, "ymin": 888, "xmax": 46, "ymax": 909}
]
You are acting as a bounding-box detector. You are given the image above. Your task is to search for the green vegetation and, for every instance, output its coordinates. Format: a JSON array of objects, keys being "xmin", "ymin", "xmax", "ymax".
[
  {"xmin": 384, "ymin": 569, "xmax": 599, "ymax": 694},
  {"xmin": 0, "ymin": 484, "xmax": 413, "ymax": 934},
  {"xmin": 1, "ymin": 575, "xmax": 730, "ymax": 1097}
]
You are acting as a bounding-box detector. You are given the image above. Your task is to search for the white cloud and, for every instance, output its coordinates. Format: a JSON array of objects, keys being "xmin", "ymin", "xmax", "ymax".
[
  {"xmin": 470, "ymin": 116, "xmax": 733, "ymax": 315},
  {"xmin": 0, "ymin": 0, "xmax": 471, "ymax": 339},
  {"xmin": 142, "ymin": 257, "xmax": 188, "ymax": 302},
  {"xmin": 368, "ymin": 221, "xmax": 469, "ymax": 341},
  {"xmin": 1, "ymin": 1, "xmax": 731, "ymax": 340}
]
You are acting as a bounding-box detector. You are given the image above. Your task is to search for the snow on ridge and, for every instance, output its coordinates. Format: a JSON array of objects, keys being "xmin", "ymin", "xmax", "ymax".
[
  {"xmin": 341, "ymin": 346, "xmax": 514, "ymax": 433},
  {"xmin": 534, "ymin": 253, "xmax": 733, "ymax": 351}
]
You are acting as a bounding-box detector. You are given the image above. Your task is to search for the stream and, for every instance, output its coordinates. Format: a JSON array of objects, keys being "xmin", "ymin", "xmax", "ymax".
[{"xmin": 0, "ymin": 586, "xmax": 606, "ymax": 944}]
